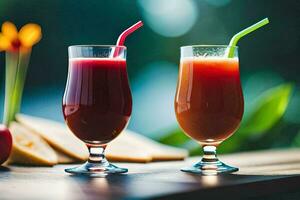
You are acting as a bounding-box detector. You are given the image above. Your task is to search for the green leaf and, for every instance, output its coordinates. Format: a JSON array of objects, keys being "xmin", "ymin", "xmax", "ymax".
[
  {"xmin": 239, "ymin": 83, "xmax": 293, "ymax": 135},
  {"xmin": 217, "ymin": 133, "xmax": 241, "ymax": 153},
  {"xmin": 159, "ymin": 129, "xmax": 190, "ymax": 147},
  {"xmin": 219, "ymin": 83, "xmax": 293, "ymax": 153}
]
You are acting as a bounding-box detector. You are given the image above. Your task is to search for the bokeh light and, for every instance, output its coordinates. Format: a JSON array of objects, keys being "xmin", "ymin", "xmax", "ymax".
[{"xmin": 137, "ymin": 0, "xmax": 198, "ymax": 37}]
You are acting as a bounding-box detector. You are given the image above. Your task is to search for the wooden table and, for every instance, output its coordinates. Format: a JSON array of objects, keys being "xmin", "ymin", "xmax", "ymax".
[{"xmin": 1, "ymin": 149, "xmax": 300, "ymax": 200}]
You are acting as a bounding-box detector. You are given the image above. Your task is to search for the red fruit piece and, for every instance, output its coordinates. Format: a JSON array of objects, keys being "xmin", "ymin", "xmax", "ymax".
[{"xmin": 0, "ymin": 125, "xmax": 13, "ymax": 165}]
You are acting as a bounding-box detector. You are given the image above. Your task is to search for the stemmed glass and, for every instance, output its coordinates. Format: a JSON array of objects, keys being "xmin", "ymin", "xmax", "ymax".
[
  {"xmin": 175, "ymin": 45, "xmax": 244, "ymax": 174},
  {"xmin": 62, "ymin": 45, "xmax": 132, "ymax": 175}
]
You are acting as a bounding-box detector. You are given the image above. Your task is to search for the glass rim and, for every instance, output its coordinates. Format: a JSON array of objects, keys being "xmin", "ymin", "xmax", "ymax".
[
  {"xmin": 69, "ymin": 45, "xmax": 127, "ymax": 49},
  {"xmin": 181, "ymin": 45, "xmax": 238, "ymax": 49}
]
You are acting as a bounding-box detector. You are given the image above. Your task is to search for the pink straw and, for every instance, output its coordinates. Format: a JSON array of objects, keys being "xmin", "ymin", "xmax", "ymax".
[{"xmin": 113, "ymin": 21, "xmax": 143, "ymax": 57}]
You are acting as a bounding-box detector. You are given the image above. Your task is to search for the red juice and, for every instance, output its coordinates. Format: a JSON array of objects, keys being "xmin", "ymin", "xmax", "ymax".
[
  {"xmin": 175, "ymin": 57, "xmax": 244, "ymax": 145},
  {"xmin": 62, "ymin": 58, "xmax": 132, "ymax": 144}
]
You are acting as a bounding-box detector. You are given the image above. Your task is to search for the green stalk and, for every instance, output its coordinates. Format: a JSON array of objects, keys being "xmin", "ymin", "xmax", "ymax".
[
  {"xmin": 227, "ymin": 18, "xmax": 269, "ymax": 58},
  {"xmin": 3, "ymin": 51, "xmax": 19, "ymax": 125},
  {"xmin": 9, "ymin": 49, "xmax": 31, "ymax": 122}
]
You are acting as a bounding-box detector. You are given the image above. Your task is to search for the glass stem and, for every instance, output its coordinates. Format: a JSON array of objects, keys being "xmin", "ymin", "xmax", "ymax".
[
  {"xmin": 201, "ymin": 145, "xmax": 219, "ymax": 163},
  {"xmin": 87, "ymin": 144, "xmax": 108, "ymax": 165}
]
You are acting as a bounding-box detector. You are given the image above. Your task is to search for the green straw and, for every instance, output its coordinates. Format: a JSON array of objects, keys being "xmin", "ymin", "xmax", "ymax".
[{"xmin": 227, "ymin": 18, "xmax": 269, "ymax": 58}]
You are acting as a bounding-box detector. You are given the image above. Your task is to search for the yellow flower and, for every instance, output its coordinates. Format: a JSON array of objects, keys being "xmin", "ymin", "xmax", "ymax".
[{"xmin": 0, "ymin": 21, "xmax": 42, "ymax": 52}]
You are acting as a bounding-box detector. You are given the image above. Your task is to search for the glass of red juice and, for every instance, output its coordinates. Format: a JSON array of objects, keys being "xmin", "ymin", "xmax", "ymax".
[
  {"xmin": 175, "ymin": 45, "xmax": 244, "ymax": 174},
  {"xmin": 62, "ymin": 45, "xmax": 132, "ymax": 175}
]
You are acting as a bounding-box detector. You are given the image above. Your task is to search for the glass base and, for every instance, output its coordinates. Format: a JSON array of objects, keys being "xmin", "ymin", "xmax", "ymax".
[
  {"xmin": 181, "ymin": 160, "xmax": 238, "ymax": 175},
  {"xmin": 65, "ymin": 161, "xmax": 128, "ymax": 176}
]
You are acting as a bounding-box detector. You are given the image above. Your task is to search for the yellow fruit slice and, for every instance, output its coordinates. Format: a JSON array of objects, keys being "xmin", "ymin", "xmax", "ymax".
[
  {"xmin": 106, "ymin": 138, "xmax": 152, "ymax": 162},
  {"xmin": 16, "ymin": 114, "xmax": 88, "ymax": 161},
  {"xmin": 16, "ymin": 114, "xmax": 188, "ymax": 163},
  {"xmin": 108, "ymin": 130, "xmax": 188, "ymax": 161},
  {"xmin": 54, "ymin": 149, "xmax": 78, "ymax": 164},
  {"xmin": 8, "ymin": 122, "xmax": 57, "ymax": 166}
]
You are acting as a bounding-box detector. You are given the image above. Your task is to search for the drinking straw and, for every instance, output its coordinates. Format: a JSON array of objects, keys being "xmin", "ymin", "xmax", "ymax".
[
  {"xmin": 227, "ymin": 18, "xmax": 269, "ymax": 58},
  {"xmin": 113, "ymin": 21, "xmax": 143, "ymax": 57}
]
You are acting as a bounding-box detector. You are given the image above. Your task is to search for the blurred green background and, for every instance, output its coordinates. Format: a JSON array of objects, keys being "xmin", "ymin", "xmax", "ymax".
[{"xmin": 0, "ymin": 0, "xmax": 300, "ymax": 154}]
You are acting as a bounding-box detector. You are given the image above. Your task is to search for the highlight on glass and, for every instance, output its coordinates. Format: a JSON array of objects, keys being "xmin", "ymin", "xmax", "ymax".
[
  {"xmin": 175, "ymin": 45, "xmax": 244, "ymax": 174},
  {"xmin": 62, "ymin": 45, "xmax": 132, "ymax": 175}
]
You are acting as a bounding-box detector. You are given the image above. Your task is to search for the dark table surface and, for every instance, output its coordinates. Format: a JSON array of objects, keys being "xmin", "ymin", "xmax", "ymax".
[{"xmin": 1, "ymin": 148, "xmax": 300, "ymax": 200}]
